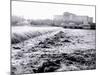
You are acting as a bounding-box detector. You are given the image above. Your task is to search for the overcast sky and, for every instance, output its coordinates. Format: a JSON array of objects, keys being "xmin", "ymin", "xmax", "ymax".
[{"xmin": 12, "ymin": 1, "xmax": 95, "ymax": 22}]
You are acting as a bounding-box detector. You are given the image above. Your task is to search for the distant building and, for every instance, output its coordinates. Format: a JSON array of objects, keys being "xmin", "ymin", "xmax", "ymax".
[
  {"xmin": 17, "ymin": 20, "xmax": 29, "ymax": 25},
  {"xmin": 79, "ymin": 24, "xmax": 91, "ymax": 29},
  {"xmin": 53, "ymin": 12, "xmax": 93, "ymax": 25}
]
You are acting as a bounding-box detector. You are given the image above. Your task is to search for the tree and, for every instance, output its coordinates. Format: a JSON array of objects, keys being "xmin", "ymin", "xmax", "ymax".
[{"xmin": 11, "ymin": 16, "xmax": 25, "ymax": 26}]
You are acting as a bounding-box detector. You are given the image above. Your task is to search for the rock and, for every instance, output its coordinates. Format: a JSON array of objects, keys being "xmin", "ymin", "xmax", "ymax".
[
  {"xmin": 47, "ymin": 41, "xmax": 55, "ymax": 45},
  {"xmin": 44, "ymin": 66, "xmax": 59, "ymax": 72},
  {"xmin": 13, "ymin": 46, "xmax": 21, "ymax": 49},
  {"xmin": 62, "ymin": 39, "xmax": 71, "ymax": 42},
  {"xmin": 38, "ymin": 41, "xmax": 44, "ymax": 45},
  {"xmin": 45, "ymin": 38, "xmax": 51, "ymax": 41},
  {"xmin": 41, "ymin": 45, "xmax": 50, "ymax": 48},
  {"xmin": 37, "ymin": 60, "xmax": 60, "ymax": 73}
]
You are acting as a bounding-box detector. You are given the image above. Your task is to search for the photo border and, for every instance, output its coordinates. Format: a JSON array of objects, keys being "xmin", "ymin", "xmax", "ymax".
[{"xmin": 10, "ymin": 0, "xmax": 96, "ymax": 75}]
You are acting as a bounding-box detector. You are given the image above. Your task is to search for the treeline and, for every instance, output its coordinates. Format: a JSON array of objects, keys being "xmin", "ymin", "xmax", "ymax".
[
  {"xmin": 11, "ymin": 16, "xmax": 25, "ymax": 26},
  {"xmin": 11, "ymin": 12, "xmax": 96, "ymax": 29},
  {"xmin": 28, "ymin": 19, "xmax": 55, "ymax": 26}
]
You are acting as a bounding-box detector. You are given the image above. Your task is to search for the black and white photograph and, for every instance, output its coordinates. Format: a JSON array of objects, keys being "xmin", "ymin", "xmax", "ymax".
[{"xmin": 11, "ymin": 0, "xmax": 96, "ymax": 75}]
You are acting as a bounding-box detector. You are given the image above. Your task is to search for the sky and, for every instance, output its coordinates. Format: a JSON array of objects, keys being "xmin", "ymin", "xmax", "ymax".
[{"xmin": 12, "ymin": 1, "xmax": 95, "ymax": 22}]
